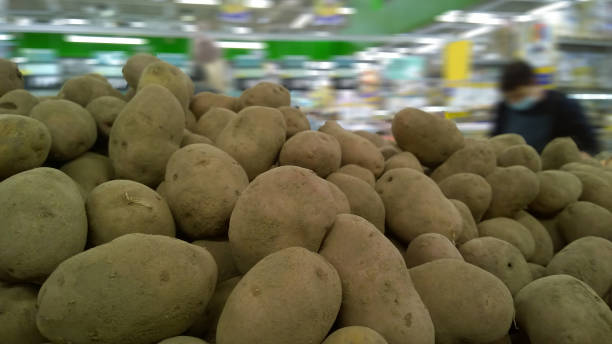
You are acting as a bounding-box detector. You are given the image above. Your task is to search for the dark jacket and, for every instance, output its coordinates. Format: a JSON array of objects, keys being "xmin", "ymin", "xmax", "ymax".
[{"xmin": 492, "ymin": 90, "xmax": 599, "ymax": 154}]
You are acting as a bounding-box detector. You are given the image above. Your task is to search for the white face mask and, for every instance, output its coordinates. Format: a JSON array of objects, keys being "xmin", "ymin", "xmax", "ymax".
[{"xmin": 508, "ymin": 95, "xmax": 538, "ymax": 111}]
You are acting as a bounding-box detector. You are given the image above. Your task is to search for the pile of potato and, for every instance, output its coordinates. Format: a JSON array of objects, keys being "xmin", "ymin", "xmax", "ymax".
[{"xmin": 1, "ymin": 55, "xmax": 612, "ymax": 344}]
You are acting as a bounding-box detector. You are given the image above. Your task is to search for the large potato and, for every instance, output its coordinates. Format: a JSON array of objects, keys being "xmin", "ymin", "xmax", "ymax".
[
  {"xmin": 279, "ymin": 130, "xmax": 341, "ymax": 177},
  {"xmin": 59, "ymin": 75, "xmax": 119, "ymax": 106},
  {"xmin": 0, "ymin": 58, "xmax": 24, "ymax": 96},
  {"xmin": 478, "ymin": 217, "xmax": 536, "ymax": 260},
  {"xmin": 405, "ymin": 233, "xmax": 463, "ymax": 268},
  {"xmin": 0, "ymin": 282, "xmax": 46, "ymax": 344},
  {"xmin": 545, "ymin": 236, "xmax": 612, "ymax": 297},
  {"xmin": 278, "ymin": 106, "xmax": 310, "ymax": 137},
  {"xmin": 529, "ymin": 170, "xmax": 582, "ymax": 215},
  {"xmin": 514, "ymin": 211, "xmax": 554, "ymax": 265},
  {"xmin": 0, "ymin": 114, "xmax": 51, "ymax": 179},
  {"xmin": 557, "ymin": 201, "xmax": 612, "ymax": 242},
  {"xmin": 0, "ymin": 168, "xmax": 86, "ymax": 283},
  {"xmin": 438, "ymin": 173, "xmax": 492, "ymax": 221},
  {"xmin": 238, "ymin": 81, "xmax": 291, "ymax": 109},
  {"xmin": 229, "ymin": 166, "xmax": 337, "ymax": 272},
  {"xmin": 451, "ymin": 199, "xmax": 479, "ymax": 245},
  {"xmin": 86, "ymin": 180, "xmax": 175, "ymax": 246},
  {"xmin": 109, "ymin": 84, "xmax": 184, "ymax": 187},
  {"xmin": 540, "ymin": 137, "xmax": 581, "ymax": 170},
  {"xmin": 30, "ymin": 99, "xmax": 97, "ymax": 161},
  {"xmin": 217, "ymin": 247, "xmax": 341, "ymax": 344},
  {"xmin": 409, "ymin": 259, "xmax": 514, "ymax": 344},
  {"xmin": 320, "ymin": 214, "xmax": 435, "ymax": 344},
  {"xmin": 484, "ymin": 166, "xmax": 540, "ymax": 218},
  {"xmin": 338, "ymin": 163, "xmax": 376, "ymax": 187},
  {"xmin": 60, "ymin": 152, "xmax": 115, "ymax": 199},
  {"xmin": 459, "ymin": 237, "xmax": 532, "ymax": 296},
  {"xmin": 0, "ymin": 89, "xmax": 39, "ymax": 115},
  {"xmin": 86, "ymin": 96, "xmax": 126, "ymax": 138},
  {"xmin": 322, "ymin": 326, "xmax": 388, "ymax": 344},
  {"xmin": 430, "ymin": 141, "xmax": 496, "ymax": 182},
  {"xmin": 354, "ymin": 130, "xmax": 386, "ymax": 147},
  {"xmin": 320, "ymin": 121, "xmax": 385, "ymax": 177},
  {"xmin": 497, "ymin": 144, "xmax": 541, "ymax": 172},
  {"xmin": 190, "ymin": 92, "xmax": 238, "ymax": 119},
  {"xmin": 165, "ymin": 144, "xmax": 248, "ymax": 238},
  {"xmin": 194, "ymin": 107, "xmax": 237, "ymax": 142},
  {"xmin": 488, "ymin": 133, "xmax": 526, "ymax": 156},
  {"xmin": 138, "ymin": 61, "xmax": 193, "ymax": 111},
  {"xmin": 376, "ymin": 168, "xmax": 462, "ymax": 243},
  {"xmin": 383, "ymin": 151, "xmax": 423, "ymax": 174},
  {"xmin": 326, "ymin": 180, "xmax": 351, "ymax": 214},
  {"xmin": 216, "ymin": 106, "xmax": 286, "ymax": 180},
  {"xmin": 515, "ymin": 275, "xmax": 612, "ymax": 344},
  {"xmin": 392, "ymin": 107, "xmax": 464, "ymax": 166},
  {"xmin": 122, "ymin": 53, "xmax": 160, "ymax": 88},
  {"xmin": 561, "ymin": 161, "xmax": 612, "ymax": 185},
  {"xmin": 192, "ymin": 240, "xmax": 239, "ymax": 283},
  {"xmin": 570, "ymin": 171, "xmax": 612, "ymax": 212}
]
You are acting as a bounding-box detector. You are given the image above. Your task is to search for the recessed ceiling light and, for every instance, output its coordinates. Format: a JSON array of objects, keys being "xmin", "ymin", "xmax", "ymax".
[
  {"xmin": 65, "ymin": 35, "xmax": 148, "ymax": 45},
  {"xmin": 0, "ymin": 34, "xmax": 14, "ymax": 40},
  {"xmin": 338, "ymin": 7, "xmax": 356, "ymax": 15},
  {"xmin": 175, "ymin": 0, "xmax": 220, "ymax": 5},
  {"xmin": 217, "ymin": 41, "xmax": 267, "ymax": 49},
  {"xmin": 246, "ymin": 0, "xmax": 272, "ymax": 8},
  {"xmin": 232, "ymin": 26, "xmax": 253, "ymax": 34}
]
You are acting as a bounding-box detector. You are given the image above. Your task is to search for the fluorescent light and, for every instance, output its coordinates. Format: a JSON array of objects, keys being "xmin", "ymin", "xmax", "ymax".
[
  {"xmin": 514, "ymin": 14, "xmax": 534, "ymax": 22},
  {"xmin": 180, "ymin": 14, "xmax": 196, "ymax": 21},
  {"xmin": 0, "ymin": 34, "xmax": 14, "ymax": 40},
  {"xmin": 338, "ymin": 7, "xmax": 356, "ymax": 15},
  {"xmin": 217, "ymin": 41, "xmax": 266, "ymax": 49},
  {"xmin": 377, "ymin": 52, "xmax": 402, "ymax": 59},
  {"xmin": 529, "ymin": 1, "xmax": 570, "ymax": 16},
  {"xmin": 130, "ymin": 21, "xmax": 146, "ymax": 28},
  {"xmin": 15, "ymin": 17, "xmax": 33, "ymax": 26},
  {"xmin": 175, "ymin": 0, "xmax": 219, "ymax": 5},
  {"xmin": 52, "ymin": 18, "xmax": 90, "ymax": 25},
  {"xmin": 65, "ymin": 35, "xmax": 148, "ymax": 45},
  {"xmin": 11, "ymin": 57, "xmax": 27, "ymax": 63},
  {"xmin": 438, "ymin": 11, "xmax": 505, "ymax": 25},
  {"xmin": 232, "ymin": 26, "xmax": 252, "ymax": 34},
  {"xmin": 414, "ymin": 37, "xmax": 443, "ymax": 45},
  {"xmin": 182, "ymin": 24, "xmax": 198, "ymax": 32},
  {"xmin": 414, "ymin": 44, "xmax": 442, "ymax": 54},
  {"xmin": 290, "ymin": 13, "xmax": 313, "ymax": 29},
  {"xmin": 570, "ymin": 94, "xmax": 612, "ymax": 100},
  {"xmin": 246, "ymin": 0, "xmax": 272, "ymax": 8},
  {"xmin": 461, "ymin": 26, "xmax": 495, "ymax": 39}
]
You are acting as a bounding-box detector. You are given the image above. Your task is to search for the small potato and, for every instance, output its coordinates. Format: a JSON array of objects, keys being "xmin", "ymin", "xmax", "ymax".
[
  {"xmin": 557, "ymin": 201, "xmax": 612, "ymax": 242},
  {"xmin": 194, "ymin": 107, "xmax": 237, "ymax": 142},
  {"xmin": 528, "ymin": 263, "xmax": 546, "ymax": 280},
  {"xmin": 541, "ymin": 137, "xmax": 581, "ymax": 170},
  {"xmin": 570, "ymin": 171, "xmax": 612, "ymax": 212},
  {"xmin": 497, "ymin": 144, "xmax": 541, "ymax": 172},
  {"xmin": 459, "ymin": 237, "xmax": 532, "ymax": 296},
  {"xmin": 0, "ymin": 58, "xmax": 25, "ymax": 96},
  {"xmin": 409, "ymin": 259, "xmax": 514, "ymax": 344},
  {"xmin": 515, "ymin": 275, "xmax": 612, "ymax": 343},
  {"xmin": 191, "ymin": 240, "xmax": 239, "ymax": 283},
  {"xmin": 0, "ymin": 114, "xmax": 51, "ymax": 179},
  {"xmin": 514, "ymin": 211, "xmax": 554, "ymax": 266},
  {"xmin": 59, "ymin": 75, "xmax": 119, "ymax": 107},
  {"xmin": 122, "ymin": 53, "xmax": 160, "ymax": 88},
  {"xmin": 451, "ymin": 199, "xmax": 478, "ymax": 245},
  {"xmin": 0, "ymin": 282, "xmax": 46, "ymax": 344},
  {"xmin": 180, "ymin": 129, "xmax": 213, "ymax": 147},
  {"xmin": 30, "ymin": 99, "xmax": 98, "ymax": 161},
  {"xmin": 405, "ymin": 233, "xmax": 463, "ymax": 268},
  {"xmin": 488, "ymin": 133, "xmax": 526, "ymax": 156},
  {"xmin": 158, "ymin": 337, "xmax": 208, "ymax": 344},
  {"xmin": 392, "ymin": 107, "xmax": 464, "ymax": 166},
  {"xmin": 327, "ymin": 172, "xmax": 386, "ymax": 232},
  {"xmin": 138, "ymin": 61, "xmax": 193, "ymax": 111},
  {"xmin": 86, "ymin": 180, "xmax": 175, "ymax": 246},
  {"xmin": 338, "ymin": 164, "xmax": 376, "ymax": 187},
  {"xmin": 354, "ymin": 130, "xmax": 386, "ymax": 147},
  {"xmin": 238, "ymin": 81, "xmax": 291, "ymax": 109},
  {"xmin": 538, "ymin": 216, "xmax": 565, "ymax": 253},
  {"xmin": 478, "ymin": 217, "xmax": 536, "ymax": 260},
  {"xmin": 0, "ymin": 89, "xmax": 39, "ymax": 115},
  {"xmin": 430, "ymin": 141, "xmax": 497, "ymax": 182},
  {"xmin": 484, "ymin": 166, "xmax": 540, "ymax": 218},
  {"xmin": 278, "ymin": 106, "xmax": 310, "ymax": 137},
  {"xmin": 322, "ymin": 326, "xmax": 388, "ymax": 344},
  {"xmin": 320, "ymin": 121, "xmax": 385, "ymax": 177},
  {"xmin": 326, "ymin": 180, "xmax": 351, "ymax": 214},
  {"xmin": 190, "ymin": 92, "xmax": 238, "ymax": 119},
  {"xmin": 279, "ymin": 131, "xmax": 341, "ymax": 178},
  {"xmin": 86, "ymin": 96, "xmax": 127, "ymax": 138},
  {"xmin": 380, "ymin": 144, "xmax": 401, "ymax": 160},
  {"xmin": 383, "ymin": 151, "xmax": 423, "ymax": 174},
  {"xmin": 529, "ymin": 170, "xmax": 582, "ymax": 215},
  {"xmin": 216, "ymin": 247, "xmax": 341, "ymax": 344},
  {"xmin": 438, "ymin": 173, "xmax": 492, "ymax": 221},
  {"xmin": 60, "ymin": 152, "xmax": 115, "ymax": 199}
]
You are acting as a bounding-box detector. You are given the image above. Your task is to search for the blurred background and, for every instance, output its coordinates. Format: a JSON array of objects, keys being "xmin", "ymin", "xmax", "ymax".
[{"xmin": 1, "ymin": 0, "xmax": 611, "ymax": 149}]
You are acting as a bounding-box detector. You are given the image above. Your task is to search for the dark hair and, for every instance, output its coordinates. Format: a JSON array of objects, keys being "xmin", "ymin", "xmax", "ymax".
[{"xmin": 500, "ymin": 60, "xmax": 536, "ymax": 92}]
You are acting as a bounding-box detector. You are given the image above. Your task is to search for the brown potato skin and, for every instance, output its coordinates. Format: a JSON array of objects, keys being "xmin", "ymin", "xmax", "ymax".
[
  {"xmin": 354, "ymin": 130, "xmax": 386, "ymax": 148},
  {"xmin": 0, "ymin": 282, "xmax": 46, "ymax": 344},
  {"xmin": 193, "ymin": 107, "xmax": 237, "ymax": 142},
  {"xmin": 60, "ymin": 152, "xmax": 115, "ymax": 200},
  {"xmin": 0, "ymin": 89, "xmax": 39, "ymax": 115},
  {"xmin": 180, "ymin": 129, "xmax": 213, "ymax": 147},
  {"xmin": 279, "ymin": 131, "xmax": 341, "ymax": 178},
  {"xmin": 137, "ymin": 61, "xmax": 192, "ymax": 111},
  {"xmin": 0, "ymin": 59, "xmax": 25, "ymax": 96},
  {"xmin": 383, "ymin": 151, "xmax": 423, "ymax": 174},
  {"xmin": 438, "ymin": 173, "xmax": 492, "ymax": 221},
  {"xmin": 451, "ymin": 199, "xmax": 478, "ymax": 245},
  {"xmin": 158, "ymin": 337, "xmax": 209, "ymax": 344},
  {"xmin": 430, "ymin": 141, "xmax": 496, "ymax": 182},
  {"xmin": 541, "ymin": 137, "xmax": 581, "ymax": 170},
  {"xmin": 380, "ymin": 144, "xmax": 401, "ymax": 160},
  {"xmin": 238, "ymin": 81, "xmax": 291, "ymax": 109},
  {"xmin": 322, "ymin": 326, "xmax": 389, "ymax": 344},
  {"xmin": 190, "ymin": 93, "xmax": 238, "ymax": 119},
  {"xmin": 514, "ymin": 211, "xmax": 554, "ymax": 266},
  {"xmin": 570, "ymin": 171, "xmax": 612, "ymax": 212},
  {"xmin": 278, "ymin": 106, "xmax": 310, "ymax": 137},
  {"xmin": 497, "ymin": 144, "xmax": 542, "ymax": 172},
  {"xmin": 484, "ymin": 166, "xmax": 540, "ymax": 219},
  {"xmin": 191, "ymin": 240, "xmax": 239, "ymax": 284},
  {"xmin": 405, "ymin": 233, "xmax": 463, "ymax": 268},
  {"xmin": 86, "ymin": 96, "xmax": 126, "ymax": 138},
  {"xmin": 0, "ymin": 114, "xmax": 51, "ymax": 179},
  {"xmin": 326, "ymin": 180, "xmax": 351, "ymax": 214},
  {"xmin": 478, "ymin": 217, "xmax": 536, "ymax": 260},
  {"xmin": 488, "ymin": 133, "xmax": 526, "ymax": 156},
  {"xmin": 59, "ymin": 75, "xmax": 119, "ymax": 107},
  {"xmin": 319, "ymin": 214, "xmax": 435, "ymax": 344},
  {"xmin": 122, "ymin": 53, "xmax": 160, "ymax": 89},
  {"xmin": 557, "ymin": 201, "xmax": 612, "ymax": 242},
  {"xmin": 529, "ymin": 170, "xmax": 582, "ymax": 215},
  {"xmin": 528, "ymin": 263, "xmax": 546, "ymax": 280},
  {"xmin": 538, "ymin": 216, "xmax": 566, "ymax": 253},
  {"xmin": 338, "ymin": 164, "xmax": 376, "ymax": 187}
]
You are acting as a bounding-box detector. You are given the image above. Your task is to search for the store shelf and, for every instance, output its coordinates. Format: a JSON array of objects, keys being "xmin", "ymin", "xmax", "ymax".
[{"xmin": 557, "ymin": 37, "xmax": 612, "ymax": 48}]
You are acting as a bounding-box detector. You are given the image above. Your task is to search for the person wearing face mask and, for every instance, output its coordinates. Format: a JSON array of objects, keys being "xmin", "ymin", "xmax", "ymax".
[{"xmin": 491, "ymin": 60, "xmax": 599, "ymax": 154}]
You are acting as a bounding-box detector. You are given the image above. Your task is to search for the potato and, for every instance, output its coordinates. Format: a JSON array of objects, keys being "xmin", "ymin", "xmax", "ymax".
[
  {"xmin": 192, "ymin": 240, "xmax": 239, "ymax": 283},
  {"xmin": 109, "ymin": 84, "xmax": 184, "ymax": 187},
  {"xmin": 514, "ymin": 211, "xmax": 554, "ymax": 265},
  {"xmin": 538, "ymin": 216, "xmax": 565, "ymax": 253},
  {"xmin": 60, "ymin": 152, "xmax": 115, "ymax": 199},
  {"xmin": 122, "ymin": 53, "xmax": 160, "ymax": 89},
  {"xmin": 326, "ymin": 180, "xmax": 351, "ymax": 214},
  {"xmin": 181, "ymin": 129, "xmax": 213, "ymax": 147},
  {"xmin": 216, "ymin": 106, "xmax": 286, "ymax": 180},
  {"xmin": 354, "ymin": 130, "xmax": 386, "ymax": 147},
  {"xmin": 0, "ymin": 58, "xmax": 24, "ymax": 96},
  {"xmin": 125, "ymin": 87, "xmax": 136, "ymax": 100},
  {"xmin": 484, "ymin": 166, "xmax": 540, "ymax": 218},
  {"xmin": 229, "ymin": 166, "xmax": 337, "ymax": 272},
  {"xmin": 546, "ymin": 236, "xmax": 612, "ymax": 297},
  {"xmin": 59, "ymin": 75, "xmax": 120, "ymax": 106},
  {"xmin": 0, "ymin": 114, "xmax": 51, "ymax": 179},
  {"xmin": 409, "ymin": 259, "xmax": 514, "ymax": 344},
  {"xmin": 405, "ymin": 233, "xmax": 463, "ymax": 268},
  {"xmin": 338, "ymin": 164, "xmax": 376, "ymax": 187},
  {"xmin": 322, "ymin": 326, "xmax": 388, "ymax": 344},
  {"xmin": 488, "ymin": 133, "xmax": 526, "ymax": 156},
  {"xmin": 158, "ymin": 337, "xmax": 208, "ymax": 344},
  {"xmin": 30, "ymin": 99, "xmax": 98, "ymax": 161},
  {"xmin": 451, "ymin": 199, "xmax": 478, "ymax": 245},
  {"xmin": 529, "ymin": 170, "xmax": 582, "ymax": 215},
  {"xmin": 515, "ymin": 275, "xmax": 612, "ymax": 343},
  {"xmin": 0, "ymin": 282, "xmax": 46, "ymax": 344},
  {"xmin": 528, "ymin": 263, "xmax": 546, "ymax": 280},
  {"xmin": 86, "ymin": 96, "xmax": 127, "ymax": 138},
  {"xmin": 184, "ymin": 109, "xmax": 198, "ymax": 131},
  {"xmin": 478, "ymin": 217, "xmax": 536, "ymax": 260},
  {"xmin": 217, "ymin": 247, "xmax": 341, "ymax": 344},
  {"xmin": 86, "ymin": 180, "xmax": 175, "ymax": 246},
  {"xmin": 570, "ymin": 171, "xmax": 612, "ymax": 212},
  {"xmin": 194, "ymin": 107, "xmax": 237, "ymax": 142},
  {"xmin": 320, "ymin": 121, "xmax": 385, "ymax": 177},
  {"xmin": 327, "ymin": 172, "xmax": 385, "ymax": 232},
  {"xmin": 37, "ymin": 234, "xmax": 218, "ymax": 344},
  {"xmin": 279, "ymin": 131, "xmax": 341, "ymax": 177},
  {"xmin": 438, "ymin": 173, "xmax": 492, "ymax": 221},
  {"xmin": 0, "ymin": 168, "xmax": 86, "ymax": 283},
  {"xmin": 380, "ymin": 144, "xmax": 401, "ymax": 159},
  {"xmin": 541, "ymin": 137, "xmax": 581, "ymax": 170},
  {"xmin": 497, "ymin": 144, "xmax": 541, "ymax": 172},
  {"xmin": 320, "ymin": 214, "xmax": 435, "ymax": 344},
  {"xmin": 138, "ymin": 61, "xmax": 192, "ymax": 111},
  {"xmin": 190, "ymin": 92, "xmax": 238, "ymax": 119},
  {"xmin": 557, "ymin": 201, "xmax": 612, "ymax": 242},
  {"xmin": 430, "ymin": 141, "xmax": 497, "ymax": 182},
  {"xmin": 459, "ymin": 237, "xmax": 532, "ymax": 296},
  {"xmin": 561, "ymin": 162, "xmax": 612, "ymax": 185},
  {"xmin": 392, "ymin": 107, "xmax": 464, "ymax": 166},
  {"xmin": 376, "ymin": 168, "xmax": 462, "ymax": 243},
  {"xmin": 238, "ymin": 81, "xmax": 291, "ymax": 109},
  {"xmin": 0, "ymin": 89, "xmax": 39, "ymax": 115},
  {"xmin": 165, "ymin": 144, "xmax": 248, "ymax": 238},
  {"xmin": 278, "ymin": 106, "xmax": 310, "ymax": 137},
  {"xmin": 383, "ymin": 151, "xmax": 423, "ymax": 174}
]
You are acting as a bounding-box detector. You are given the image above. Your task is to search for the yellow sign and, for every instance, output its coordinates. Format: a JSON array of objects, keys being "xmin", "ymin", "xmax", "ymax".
[{"xmin": 443, "ymin": 40, "xmax": 472, "ymax": 82}]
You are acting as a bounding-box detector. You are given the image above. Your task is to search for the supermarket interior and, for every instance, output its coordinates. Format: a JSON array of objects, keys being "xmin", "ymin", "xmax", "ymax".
[{"xmin": 1, "ymin": 0, "xmax": 611, "ymax": 152}]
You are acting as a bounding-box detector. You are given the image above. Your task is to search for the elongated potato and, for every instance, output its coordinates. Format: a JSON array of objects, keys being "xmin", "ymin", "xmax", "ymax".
[
  {"xmin": 561, "ymin": 162, "xmax": 612, "ymax": 185},
  {"xmin": 484, "ymin": 166, "xmax": 540, "ymax": 218},
  {"xmin": 217, "ymin": 247, "xmax": 341, "ymax": 344},
  {"xmin": 320, "ymin": 214, "xmax": 435, "ymax": 344},
  {"xmin": 514, "ymin": 211, "xmax": 554, "ymax": 265},
  {"xmin": 59, "ymin": 75, "xmax": 119, "ymax": 107},
  {"xmin": 138, "ymin": 61, "xmax": 192, "ymax": 111},
  {"xmin": 181, "ymin": 129, "xmax": 213, "ymax": 147},
  {"xmin": 0, "ymin": 282, "xmax": 46, "ymax": 344},
  {"xmin": 190, "ymin": 92, "xmax": 238, "ymax": 119},
  {"xmin": 122, "ymin": 53, "xmax": 160, "ymax": 89},
  {"xmin": 194, "ymin": 107, "xmax": 237, "ymax": 142},
  {"xmin": 278, "ymin": 106, "xmax": 310, "ymax": 137},
  {"xmin": 489, "ymin": 133, "xmax": 526, "ymax": 156},
  {"xmin": 570, "ymin": 171, "xmax": 612, "ymax": 212},
  {"xmin": 192, "ymin": 240, "xmax": 239, "ymax": 283},
  {"xmin": 497, "ymin": 144, "xmax": 541, "ymax": 172},
  {"xmin": 322, "ymin": 326, "xmax": 388, "ymax": 344},
  {"xmin": 529, "ymin": 170, "xmax": 582, "ymax": 215},
  {"xmin": 0, "ymin": 114, "xmax": 51, "ymax": 180},
  {"xmin": 451, "ymin": 199, "xmax": 478, "ymax": 245},
  {"xmin": 538, "ymin": 216, "xmax": 565, "ymax": 253},
  {"xmin": 0, "ymin": 58, "xmax": 24, "ymax": 96},
  {"xmin": 541, "ymin": 137, "xmax": 581, "ymax": 170},
  {"xmin": 557, "ymin": 201, "xmax": 612, "ymax": 242},
  {"xmin": 478, "ymin": 217, "xmax": 536, "ymax": 260},
  {"xmin": 383, "ymin": 151, "xmax": 423, "ymax": 174},
  {"xmin": 279, "ymin": 131, "xmax": 341, "ymax": 177},
  {"xmin": 86, "ymin": 96, "xmax": 126, "ymax": 138},
  {"xmin": 405, "ymin": 233, "xmax": 463, "ymax": 268},
  {"xmin": 60, "ymin": 152, "xmax": 115, "ymax": 199},
  {"xmin": 338, "ymin": 164, "xmax": 376, "ymax": 187},
  {"xmin": 354, "ymin": 130, "xmax": 386, "ymax": 148},
  {"xmin": 37, "ymin": 234, "xmax": 218, "ymax": 344},
  {"xmin": 438, "ymin": 173, "xmax": 492, "ymax": 221},
  {"xmin": 238, "ymin": 81, "xmax": 291, "ymax": 109},
  {"xmin": 0, "ymin": 89, "xmax": 38, "ymax": 115},
  {"xmin": 430, "ymin": 141, "xmax": 496, "ymax": 182}
]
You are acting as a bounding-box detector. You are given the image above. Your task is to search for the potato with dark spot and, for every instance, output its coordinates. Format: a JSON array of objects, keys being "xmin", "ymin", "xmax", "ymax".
[
  {"xmin": 192, "ymin": 240, "xmax": 239, "ymax": 283},
  {"xmin": 30, "ymin": 99, "xmax": 97, "ymax": 161},
  {"xmin": 278, "ymin": 106, "xmax": 310, "ymax": 137},
  {"xmin": 59, "ymin": 75, "xmax": 120, "ymax": 107},
  {"xmin": 514, "ymin": 211, "xmax": 554, "ymax": 266},
  {"xmin": 0, "ymin": 114, "xmax": 51, "ymax": 179},
  {"xmin": 86, "ymin": 96, "xmax": 126, "ymax": 138},
  {"xmin": 528, "ymin": 263, "xmax": 546, "ymax": 280},
  {"xmin": 60, "ymin": 152, "xmax": 115, "ymax": 199},
  {"xmin": 238, "ymin": 81, "xmax": 291, "ymax": 109},
  {"xmin": 194, "ymin": 107, "xmax": 237, "ymax": 142},
  {"xmin": 138, "ymin": 61, "xmax": 193, "ymax": 111},
  {"xmin": 497, "ymin": 144, "xmax": 541, "ymax": 172},
  {"xmin": 488, "ymin": 133, "xmax": 526, "ymax": 156},
  {"xmin": 569, "ymin": 171, "xmax": 612, "ymax": 212},
  {"xmin": 405, "ymin": 233, "xmax": 463, "ymax": 268},
  {"xmin": 451, "ymin": 199, "xmax": 478, "ymax": 245},
  {"xmin": 478, "ymin": 217, "xmax": 536, "ymax": 260},
  {"xmin": 383, "ymin": 151, "xmax": 423, "ymax": 174},
  {"xmin": 190, "ymin": 92, "xmax": 238, "ymax": 119},
  {"xmin": 541, "ymin": 137, "xmax": 581, "ymax": 170},
  {"xmin": 529, "ymin": 170, "xmax": 582, "ymax": 215},
  {"xmin": 354, "ymin": 130, "xmax": 386, "ymax": 148},
  {"xmin": 122, "ymin": 53, "xmax": 160, "ymax": 89},
  {"xmin": 36, "ymin": 234, "xmax": 218, "ymax": 344},
  {"xmin": 158, "ymin": 337, "xmax": 209, "ymax": 344},
  {"xmin": 0, "ymin": 282, "xmax": 46, "ymax": 344},
  {"xmin": 279, "ymin": 131, "xmax": 341, "ymax": 177},
  {"xmin": 322, "ymin": 326, "xmax": 389, "ymax": 344},
  {"xmin": 430, "ymin": 141, "xmax": 496, "ymax": 182},
  {"xmin": 484, "ymin": 166, "xmax": 540, "ymax": 218},
  {"xmin": 558, "ymin": 201, "xmax": 612, "ymax": 243},
  {"xmin": 217, "ymin": 247, "xmax": 341, "ymax": 344},
  {"xmin": 338, "ymin": 164, "xmax": 376, "ymax": 187},
  {"xmin": 0, "ymin": 58, "xmax": 24, "ymax": 96},
  {"xmin": 0, "ymin": 89, "xmax": 38, "ymax": 115},
  {"xmin": 438, "ymin": 173, "xmax": 492, "ymax": 221},
  {"xmin": 180, "ymin": 129, "xmax": 213, "ymax": 147}
]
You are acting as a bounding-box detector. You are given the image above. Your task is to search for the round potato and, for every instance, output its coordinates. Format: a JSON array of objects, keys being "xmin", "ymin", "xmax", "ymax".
[
  {"xmin": 279, "ymin": 131, "xmax": 341, "ymax": 178},
  {"xmin": 514, "ymin": 210, "xmax": 554, "ymax": 266},
  {"xmin": 326, "ymin": 180, "xmax": 351, "ymax": 214},
  {"xmin": 557, "ymin": 201, "xmax": 612, "ymax": 242},
  {"xmin": 380, "ymin": 144, "xmax": 401, "ymax": 160},
  {"xmin": 238, "ymin": 81, "xmax": 291, "ymax": 109},
  {"xmin": 59, "ymin": 75, "xmax": 119, "ymax": 107},
  {"xmin": 60, "ymin": 152, "xmax": 115, "ymax": 199},
  {"xmin": 338, "ymin": 164, "xmax": 376, "ymax": 187},
  {"xmin": 383, "ymin": 151, "xmax": 423, "ymax": 174},
  {"xmin": 538, "ymin": 216, "xmax": 565, "ymax": 253},
  {"xmin": 484, "ymin": 166, "xmax": 540, "ymax": 218},
  {"xmin": 190, "ymin": 92, "xmax": 238, "ymax": 119},
  {"xmin": 354, "ymin": 130, "xmax": 386, "ymax": 148},
  {"xmin": 0, "ymin": 114, "xmax": 51, "ymax": 179},
  {"xmin": 181, "ymin": 129, "xmax": 213, "ymax": 147},
  {"xmin": 0, "ymin": 282, "xmax": 46, "ymax": 344},
  {"xmin": 561, "ymin": 162, "xmax": 612, "ymax": 185},
  {"xmin": 478, "ymin": 217, "xmax": 536, "ymax": 260},
  {"xmin": 541, "ymin": 137, "xmax": 581, "ymax": 170},
  {"xmin": 0, "ymin": 89, "xmax": 39, "ymax": 115},
  {"xmin": 322, "ymin": 326, "xmax": 388, "ymax": 344},
  {"xmin": 570, "ymin": 171, "xmax": 612, "ymax": 212},
  {"xmin": 438, "ymin": 173, "xmax": 492, "ymax": 221},
  {"xmin": 488, "ymin": 133, "xmax": 526, "ymax": 156},
  {"xmin": 122, "ymin": 53, "xmax": 160, "ymax": 89},
  {"xmin": 0, "ymin": 58, "xmax": 25, "ymax": 96},
  {"xmin": 430, "ymin": 141, "xmax": 496, "ymax": 182},
  {"xmin": 194, "ymin": 107, "xmax": 237, "ymax": 142},
  {"xmin": 529, "ymin": 170, "xmax": 582, "ymax": 215},
  {"xmin": 405, "ymin": 233, "xmax": 463, "ymax": 268},
  {"xmin": 86, "ymin": 96, "xmax": 127, "ymax": 138},
  {"xmin": 192, "ymin": 240, "xmax": 239, "ymax": 283},
  {"xmin": 451, "ymin": 199, "xmax": 479, "ymax": 245},
  {"xmin": 497, "ymin": 144, "xmax": 541, "ymax": 172},
  {"xmin": 158, "ymin": 337, "xmax": 209, "ymax": 344},
  {"xmin": 138, "ymin": 61, "xmax": 194, "ymax": 111},
  {"xmin": 278, "ymin": 106, "xmax": 310, "ymax": 137}
]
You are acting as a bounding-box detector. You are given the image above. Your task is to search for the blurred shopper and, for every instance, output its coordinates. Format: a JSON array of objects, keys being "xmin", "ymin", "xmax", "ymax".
[
  {"xmin": 192, "ymin": 35, "xmax": 229, "ymax": 94},
  {"xmin": 492, "ymin": 60, "xmax": 599, "ymax": 154}
]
